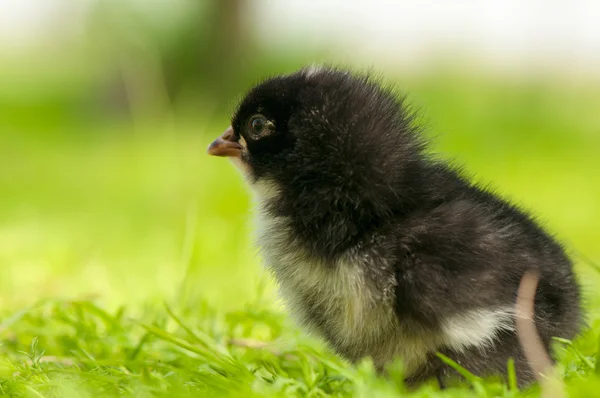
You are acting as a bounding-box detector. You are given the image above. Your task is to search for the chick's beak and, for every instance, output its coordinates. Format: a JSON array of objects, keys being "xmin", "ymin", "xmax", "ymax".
[{"xmin": 207, "ymin": 126, "xmax": 243, "ymax": 157}]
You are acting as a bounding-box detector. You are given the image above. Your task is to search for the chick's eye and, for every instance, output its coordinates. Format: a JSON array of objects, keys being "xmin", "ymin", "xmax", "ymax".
[
  {"xmin": 251, "ymin": 117, "xmax": 265, "ymax": 133},
  {"xmin": 248, "ymin": 114, "xmax": 272, "ymax": 138}
]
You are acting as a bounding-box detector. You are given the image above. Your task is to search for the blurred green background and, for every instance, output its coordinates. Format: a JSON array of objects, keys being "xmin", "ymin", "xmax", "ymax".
[{"xmin": 1, "ymin": 0, "xmax": 599, "ymax": 322}]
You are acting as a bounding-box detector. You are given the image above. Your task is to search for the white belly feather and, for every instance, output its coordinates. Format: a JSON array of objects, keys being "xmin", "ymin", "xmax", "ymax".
[{"xmin": 248, "ymin": 179, "xmax": 516, "ymax": 374}]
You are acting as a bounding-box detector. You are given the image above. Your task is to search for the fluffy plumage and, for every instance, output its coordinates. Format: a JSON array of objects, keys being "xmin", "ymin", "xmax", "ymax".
[{"xmin": 207, "ymin": 65, "xmax": 582, "ymax": 388}]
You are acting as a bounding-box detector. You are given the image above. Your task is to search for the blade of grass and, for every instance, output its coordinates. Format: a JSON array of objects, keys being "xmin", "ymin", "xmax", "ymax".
[
  {"xmin": 128, "ymin": 332, "xmax": 151, "ymax": 361},
  {"xmin": 71, "ymin": 301, "xmax": 121, "ymax": 331},
  {"xmin": 574, "ymin": 249, "xmax": 600, "ymax": 275},
  {"xmin": 553, "ymin": 337, "xmax": 595, "ymax": 370},
  {"xmin": 0, "ymin": 298, "xmax": 53, "ymax": 335},
  {"xmin": 163, "ymin": 302, "xmax": 228, "ymax": 355},
  {"xmin": 139, "ymin": 323, "xmax": 213, "ymax": 359},
  {"xmin": 139, "ymin": 322, "xmax": 242, "ymax": 375},
  {"xmin": 436, "ymin": 352, "xmax": 485, "ymax": 394},
  {"xmin": 507, "ymin": 358, "xmax": 518, "ymax": 393},
  {"xmin": 596, "ymin": 334, "xmax": 600, "ymax": 375}
]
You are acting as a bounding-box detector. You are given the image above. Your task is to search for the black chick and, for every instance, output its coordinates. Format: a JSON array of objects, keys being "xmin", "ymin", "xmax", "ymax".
[{"xmin": 207, "ymin": 65, "xmax": 582, "ymax": 388}]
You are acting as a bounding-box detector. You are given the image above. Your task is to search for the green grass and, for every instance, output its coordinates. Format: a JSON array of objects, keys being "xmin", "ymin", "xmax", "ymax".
[{"xmin": 1, "ymin": 71, "xmax": 600, "ymax": 397}]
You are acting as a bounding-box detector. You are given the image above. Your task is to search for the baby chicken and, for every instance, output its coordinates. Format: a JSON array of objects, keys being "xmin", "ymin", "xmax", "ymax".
[{"xmin": 207, "ymin": 66, "xmax": 582, "ymax": 388}]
